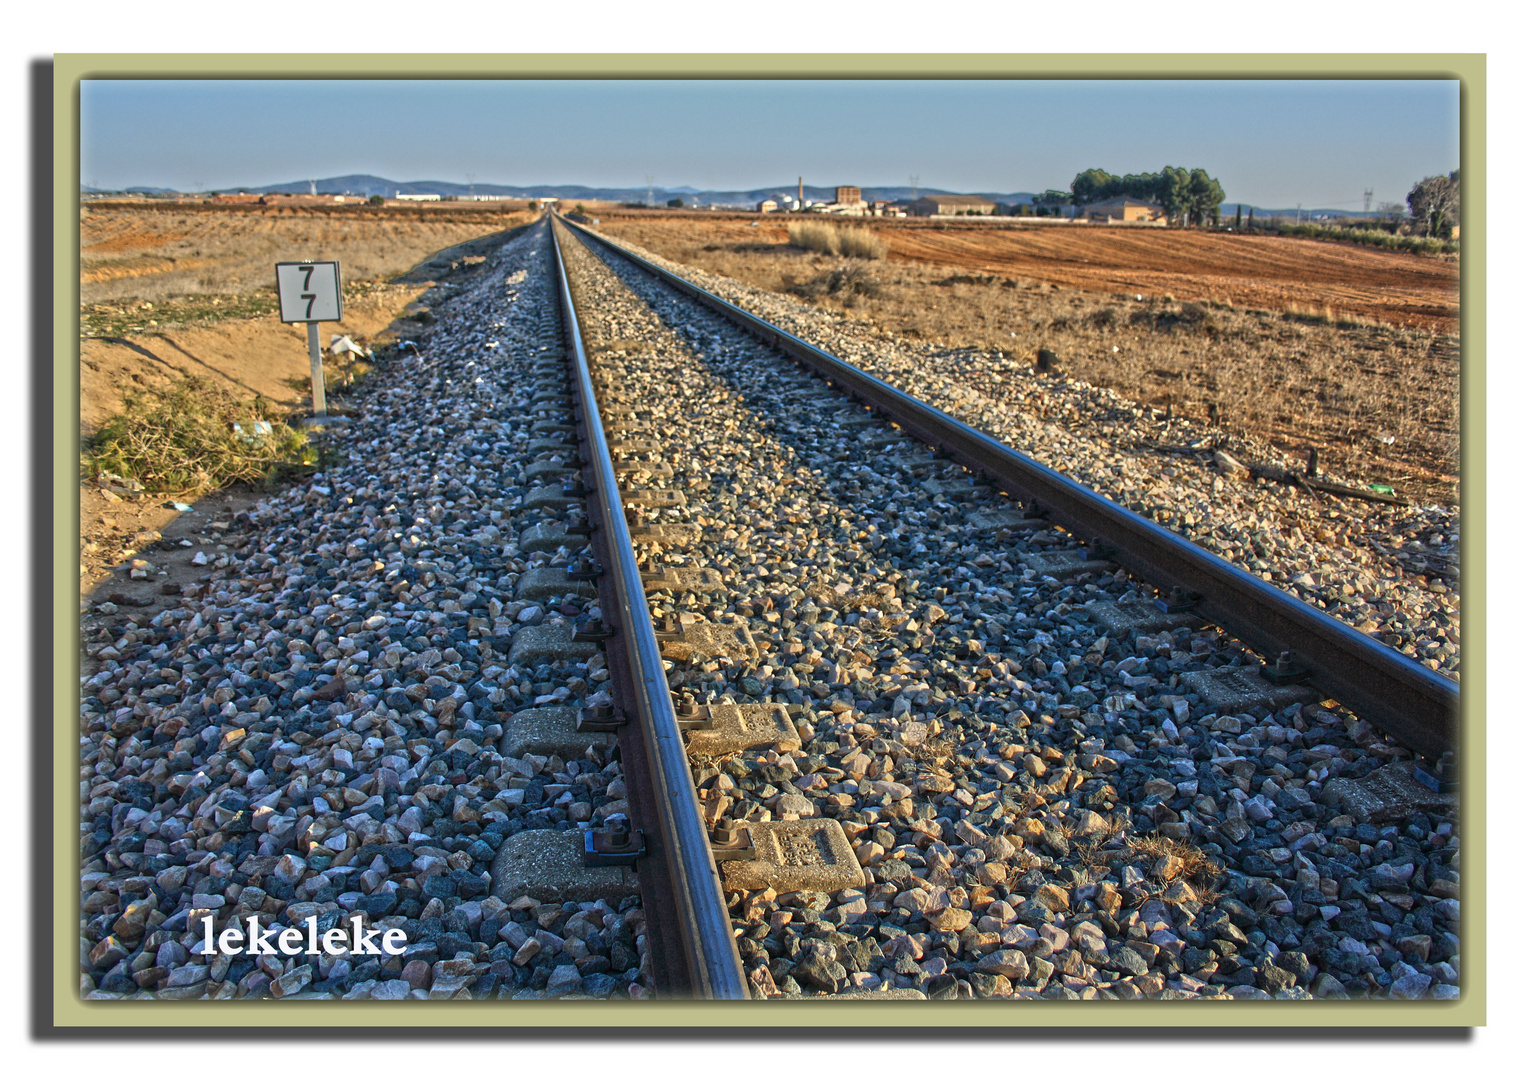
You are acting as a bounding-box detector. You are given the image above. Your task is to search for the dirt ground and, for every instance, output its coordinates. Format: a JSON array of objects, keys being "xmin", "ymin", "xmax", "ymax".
[
  {"xmin": 79, "ymin": 284, "xmax": 425, "ymax": 435},
  {"xmin": 81, "ymin": 201, "xmax": 536, "ymax": 303}
]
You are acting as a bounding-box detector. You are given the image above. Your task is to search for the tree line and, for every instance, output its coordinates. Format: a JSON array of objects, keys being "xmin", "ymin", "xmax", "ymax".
[{"xmin": 1035, "ymin": 166, "xmax": 1227, "ymax": 226}]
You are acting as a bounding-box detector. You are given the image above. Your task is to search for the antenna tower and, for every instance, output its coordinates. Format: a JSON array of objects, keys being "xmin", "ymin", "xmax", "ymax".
[
  {"xmin": 909, "ymin": 174, "xmax": 920, "ymax": 201},
  {"xmin": 1364, "ymin": 187, "xmax": 1373, "ymax": 214},
  {"xmin": 645, "ymin": 174, "xmax": 655, "ymax": 207},
  {"xmin": 308, "ymin": 178, "xmax": 317, "ymax": 196}
]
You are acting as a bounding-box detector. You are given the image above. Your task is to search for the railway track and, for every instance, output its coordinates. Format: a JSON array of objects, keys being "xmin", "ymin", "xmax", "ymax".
[{"xmin": 78, "ymin": 215, "xmax": 1463, "ymax": 1005}]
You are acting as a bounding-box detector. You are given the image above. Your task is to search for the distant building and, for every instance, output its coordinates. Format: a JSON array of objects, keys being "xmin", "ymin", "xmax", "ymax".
[
  {"xmin": 396, "ymin": 192, "xmax": 441, "ymax": 202},
  {"xmin": 449, "ymin": 194, "xmax": 511, "ymax": 202},
  {"xmin": 908, "ymin": 194, "xmax": 999, "ymax": 217},
  {"xmin": 1085, "ymin": 197, "xmax": 1164, "ymax": 223},
  {"xmin": 836, "ymin": 185, "xmax": 861, "ymax": 205},
  {"xmin": 758, "ymin": 199, "xmax": 779, "ymax": 213}
]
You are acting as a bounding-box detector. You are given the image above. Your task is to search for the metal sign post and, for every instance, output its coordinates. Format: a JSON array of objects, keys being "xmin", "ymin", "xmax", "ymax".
[
  {"xmin": 306, "ymin": 322, "xmax": 327, "ymax": 415},
  {"xmin": 275, "ymin": 261, "xmax": 343, "ymax": 417}
]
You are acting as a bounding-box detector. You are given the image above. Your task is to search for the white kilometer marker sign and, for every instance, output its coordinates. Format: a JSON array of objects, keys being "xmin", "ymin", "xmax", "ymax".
[{"xmin": 275, "ymin": 260, "xmax": 343, "ymax": 416}]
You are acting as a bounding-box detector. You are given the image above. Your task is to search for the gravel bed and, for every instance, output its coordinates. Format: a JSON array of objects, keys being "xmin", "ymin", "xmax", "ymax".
[
  {"xmin": 591, "ymin": 231, "xmax": 1460, "ymax": 680},
  {"xmin": 78, "ymin": 220, "xmax": 652, "ymax": 1002},
  {"xmin": 560, "ymin": 226, "xmax": 1462, "ymax": 1001}
]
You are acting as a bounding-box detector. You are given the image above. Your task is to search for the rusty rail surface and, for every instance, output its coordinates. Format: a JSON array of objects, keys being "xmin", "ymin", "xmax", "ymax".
[
  {"xmin": 549, "ymin": 219, "xmax": 749, "ymax": 999},
  {"xmin": 556, "ymin": 216, "xmax": 1459, "ymax": 762}
]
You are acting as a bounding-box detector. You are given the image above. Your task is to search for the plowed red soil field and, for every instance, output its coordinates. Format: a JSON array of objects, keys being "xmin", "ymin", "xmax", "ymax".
[
  {"xmin": 602, "ymin": 211, "xmax": 1459, "ymax": 333},
  {"xmin": 878, "ymin": 224, "xmax": 1459, "ymax": 332}
]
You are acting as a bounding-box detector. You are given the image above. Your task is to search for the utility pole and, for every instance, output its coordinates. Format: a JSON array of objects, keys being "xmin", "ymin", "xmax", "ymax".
[
  {"xmin": 798, "ymin": 176, "xmax": 803, "ymax": 211},
  {"xmin": 466, "ymin": 173, "xmax": 476, "ymax": 199},
  {"xmin": 645, "ymin": 174, "xmax": 655, "ymax": 207},
  {"xmin": 1364, "ymin": 187, "xmax": 1373, "ymax": 214},
  {"xmin": 1296, "ymin": 203, "xmax": 1302, "ymax": 225}
]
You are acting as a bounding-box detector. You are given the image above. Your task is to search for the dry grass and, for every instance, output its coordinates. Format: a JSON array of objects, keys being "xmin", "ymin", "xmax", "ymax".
[
  {"xmin": 804, "ymin": 583, "xmax": 888, "ymax": 612},
  {"xmin": 787, "ymin": 220, "xmax": 889, "ymax": 260},
  {"xmin": 1121, "ymin": 834, "xmax": 1226, "ymax": 901},
  {"xmin": 81, "ymin": 375, "xmax": 319, "ymax": 496},
  {"xmin": 80, "ymin": 202, "xmax": 537, "ymax": 304},
  {"xmin": 910, "ymin": 733, "xmax": 958, "ymax": 771},
  {"xmin": 1065, "ymin": 832, "xmax": 1223, "ymax": 903},
  {"xmin": 596, "ymin": 216, "xmax": 1460, "ymax": 505}
]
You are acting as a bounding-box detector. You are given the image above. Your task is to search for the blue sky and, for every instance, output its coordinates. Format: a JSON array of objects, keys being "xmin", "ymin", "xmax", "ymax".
[{"xmin": 81, "ymin": 78, "xmax": 1460, "ymax": 209}]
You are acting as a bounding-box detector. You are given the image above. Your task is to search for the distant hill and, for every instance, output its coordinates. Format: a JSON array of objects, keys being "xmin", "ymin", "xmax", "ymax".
[
  {"xmin": 1221, "ymin": 203, "xmax": 1387, "ymax": 222},
  {"xmin": 87, "ymin": 175, "xmax": 1044, "ymax": 208},
  {"xmin": 82, "ymin": 185, "xmax": 180, "ymax": 195}
]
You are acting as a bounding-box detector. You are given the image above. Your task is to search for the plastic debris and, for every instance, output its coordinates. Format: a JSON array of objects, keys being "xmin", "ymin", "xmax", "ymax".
[
  {"xmin": 329, "ymin": 334, "xmax": 365, "ymax": 357},
  {"xmin": 229, "ymin": 420, "xmax": 274, "ymax": 447}
]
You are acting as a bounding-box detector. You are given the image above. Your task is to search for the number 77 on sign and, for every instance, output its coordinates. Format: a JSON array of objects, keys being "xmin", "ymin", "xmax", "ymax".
[
  {"xmin": 276, "ymin": 260, "xmax": 343, "ymax": 418},
  {"xmin": 275, "ymin": 261, "xmax": 343, "ymax": 322}
]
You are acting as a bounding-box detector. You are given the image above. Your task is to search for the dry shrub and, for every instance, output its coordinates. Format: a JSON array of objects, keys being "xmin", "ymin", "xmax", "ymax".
[
  {"xmin": 783, "ymin": 263, "xmax": 883, "ymax": 303},
  {"xmin": 787, "ymin": 220, "xmax": 888, "ymax": 260}
]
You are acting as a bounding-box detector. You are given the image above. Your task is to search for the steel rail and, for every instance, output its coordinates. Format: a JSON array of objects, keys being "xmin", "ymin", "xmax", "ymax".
[
  {"xmin": 558, "ymin": 216, "xmax": 1459, "ymax": 761},
  {"xmin": 548, "ymin": 219, "xmax": 749, "ymax": 999}
]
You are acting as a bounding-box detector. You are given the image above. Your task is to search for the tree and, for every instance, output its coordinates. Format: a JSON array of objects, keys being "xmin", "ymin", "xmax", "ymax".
[
  {"xmin": 1070, "ymin": 169, "xmax": 1115, "ymax": 205},
  {"xmin": 1155, "ymin": 166, "xmax": 1192, "ymax": 225},
  {"xmin": 1032, "ymin": 189, "xmax": 1072, "ymax": 215},
  {"xmin": 1407, "ymin": 172, "xmax": 1459, "ymax": 238},
  {"xmin": 528, "ymin": 200, "xmax": 538, "ymax": 211},
  {"xmin": 666, "ymin": 197, "xmax": 684, "ymax": 208},
  {"xmin": 367, "ymin": 194, "xmax": 385, "ymax": 206},
  {"xmin": 1187, "ymin": 169, "xmax": 1226, "ymax": 226}
]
